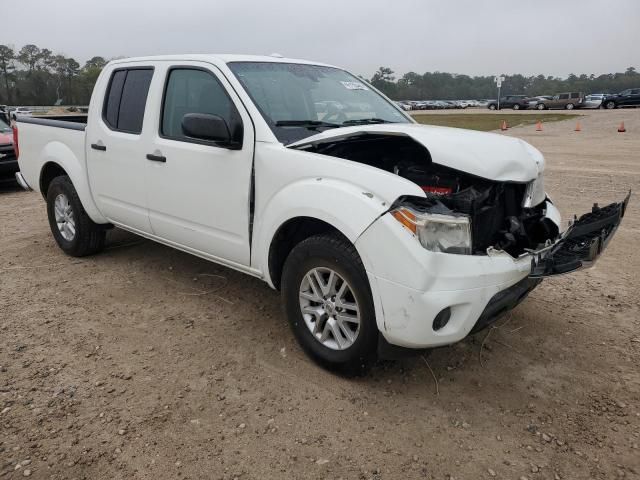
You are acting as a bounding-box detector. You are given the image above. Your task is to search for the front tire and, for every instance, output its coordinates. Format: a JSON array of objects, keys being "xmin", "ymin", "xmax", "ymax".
[
  {"xmin": 536, "ymin": 103, "xmax": 546, "ymax": 110},
  {"xmin": 488, "ymin": 104, "xmax": 497, "ymax": 110},
  {"xmin": 46, "ymin": 176, "xmax": 106, "ymax": 257},
  {"xmin": 281, "ymin": 233, "xmax": 378, "ymax": 374},
  {"xmin": 565, "ymin": 103, "xmax": 575, "ymax": 110},
  {"xmin": 513, "ymin": 104, "xmax": 520, "ymax": 110},
  {"xmin": 605, "ymin": 100, "xmax": 616, "ymax": 109}
]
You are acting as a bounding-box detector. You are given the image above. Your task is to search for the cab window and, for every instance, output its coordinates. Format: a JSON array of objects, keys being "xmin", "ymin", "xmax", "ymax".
[
  {"xmin": 103, "ymin": 68, "xmax": 154, "ymax": 134},
  {"xmin": 160, "ymin": 67, "xmax": 241, "ymax": 144}
]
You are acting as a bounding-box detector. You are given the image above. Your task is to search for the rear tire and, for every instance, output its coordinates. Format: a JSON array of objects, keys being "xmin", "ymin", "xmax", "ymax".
[
  {"xmin": 46, "ymin": 175, "xmax": 106, "ymax": 257},
  {"xmin": 488, "ymin": 104, "xmax": 496, "ymax": 110},
  {"xmin": 281, "ymin": 233, "xmax": 378, "ymax": 374},
  {"xmin": 536, "ymin": 103, "xmax": 546, "ymax": 110}
]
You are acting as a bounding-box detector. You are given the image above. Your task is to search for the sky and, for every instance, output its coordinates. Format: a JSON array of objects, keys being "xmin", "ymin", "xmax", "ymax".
[{"xmin": 3, "ymin": 0, "xmax": 639, "ymax": 79}]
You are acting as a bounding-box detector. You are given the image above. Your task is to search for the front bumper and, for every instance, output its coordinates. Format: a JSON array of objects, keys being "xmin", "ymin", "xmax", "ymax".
[{"xmin": 357, "ymin": 194, "xmax": 629, "ymax": 349}]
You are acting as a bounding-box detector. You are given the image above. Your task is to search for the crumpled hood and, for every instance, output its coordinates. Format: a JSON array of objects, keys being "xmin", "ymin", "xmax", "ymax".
[{"xmin": 287, "ymin": 123, "xmax": 543, "ymax": 182}]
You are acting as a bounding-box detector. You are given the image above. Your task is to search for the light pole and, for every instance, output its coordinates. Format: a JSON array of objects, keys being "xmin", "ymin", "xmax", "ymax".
[{"xmin": 494, "ymin": 75, "xmax": 505, "ymax": 110}]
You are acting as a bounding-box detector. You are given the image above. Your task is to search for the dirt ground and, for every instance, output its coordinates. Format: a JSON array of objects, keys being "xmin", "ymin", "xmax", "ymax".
[{"xmin": 1, "ymin": 109, "xmax": 639, "ymax": 480}]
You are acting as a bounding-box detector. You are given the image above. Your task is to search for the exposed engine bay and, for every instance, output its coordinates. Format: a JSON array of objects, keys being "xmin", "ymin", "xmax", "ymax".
[{"xmin": 298, "ymin": 134, "xmax": 560, "ymax": 256}]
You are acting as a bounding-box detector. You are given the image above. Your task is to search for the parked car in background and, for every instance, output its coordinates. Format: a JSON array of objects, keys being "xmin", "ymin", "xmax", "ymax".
[
  {"xmin": 395, "ymin": 101, "xmax": 412, "ymax": 111},
  {"xmin": 527, "ymin": 96, "xmax": 552, "ymax": 109},
  {"xmin": 535, "ymin": 92, "xmax": 584, "ymax": 110},
  {"xmin": 601, "ymin": 88, "xmax": 640, "ymax": 109},
  {"xmin": 0, "ymin": 105, "xmax": 10, "ymax": 124},
  {"xmin": 582, "ymin": 94, "xmax": 606, "ymax": 109},
  {"xmin": 487, "ymin": 95, "xmax": 531, "ymax": 110},
  {"xmin": 0, "ymin": 118, "xmax": 18, "ymax": 181},
  {"xmin": 14, "ymin": 54, "xmax": 629, "ymax": 371},
  {"xmin": 10, "ymin": 107, "xmax": 33, "ymax": 120}
]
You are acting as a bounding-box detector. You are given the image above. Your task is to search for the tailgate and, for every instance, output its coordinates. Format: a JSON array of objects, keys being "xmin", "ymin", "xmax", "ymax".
[{"xmin": 530, "ymin": 192, "xmax": 630, "ymax": 278}]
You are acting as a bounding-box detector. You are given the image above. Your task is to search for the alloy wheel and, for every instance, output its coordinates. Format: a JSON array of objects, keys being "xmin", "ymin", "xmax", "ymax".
[
  {"xmin": 298, "ymin": 267, "xmax": 360, "ymax": 350},
  {"xmin": 54, "ymin": 193, "xmax": 76, "ymax": 241}
]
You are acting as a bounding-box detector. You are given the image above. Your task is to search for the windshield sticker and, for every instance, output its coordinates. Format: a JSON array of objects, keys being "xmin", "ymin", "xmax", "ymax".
[{"xmin": 340, "ymin": 81, "xmax": 368, "ymax": 91}]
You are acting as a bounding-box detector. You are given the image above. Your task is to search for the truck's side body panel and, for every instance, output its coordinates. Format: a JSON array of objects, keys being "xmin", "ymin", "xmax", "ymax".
[{"xmin": 15, "ymin": 121, "xmax": 108, "ymax": 224}]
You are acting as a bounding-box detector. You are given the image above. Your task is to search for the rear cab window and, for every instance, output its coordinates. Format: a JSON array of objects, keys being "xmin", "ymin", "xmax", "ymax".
[{"xmin": 103, "ymin": 67, "xmax": 154, "ymax": 134}]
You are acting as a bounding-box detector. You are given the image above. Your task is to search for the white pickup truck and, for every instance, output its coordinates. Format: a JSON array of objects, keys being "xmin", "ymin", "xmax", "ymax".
[{"xmin": 15, "ymin": 54, "xmax": 629, "ymax": 372}]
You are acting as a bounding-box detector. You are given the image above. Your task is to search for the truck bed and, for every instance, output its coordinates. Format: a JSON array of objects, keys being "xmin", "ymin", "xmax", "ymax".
[{"xmin": 16, "ymin": 115, "xmax": 87, "ymax": 196}]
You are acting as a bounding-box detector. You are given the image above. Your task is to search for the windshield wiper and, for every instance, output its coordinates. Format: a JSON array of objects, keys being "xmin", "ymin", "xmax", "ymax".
[
  {"xmin": 341, "ymin": 118, "xmax": 395, "ymax": 126},
  {"xmin": 275, "ymin": 120, "xmax": 340, "ymax": 130}
]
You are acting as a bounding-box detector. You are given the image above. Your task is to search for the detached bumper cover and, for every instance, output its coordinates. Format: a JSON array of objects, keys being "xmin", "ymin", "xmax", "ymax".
[{"xmin": 529, "ymin": 192, "xmax": 630, "ymax": 277}]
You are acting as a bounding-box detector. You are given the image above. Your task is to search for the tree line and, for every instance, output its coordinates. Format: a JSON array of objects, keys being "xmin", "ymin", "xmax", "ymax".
[
  {"xmin": 0, "ymin": 44, "xmax": 107, "ymax": 106},
  {"xmin": 370, "ymin": 66, "xmax": 640, "ymax": 100},
  {"xmin": 1, "ymin": 43, "xmax": 639, "ymax": 105}
]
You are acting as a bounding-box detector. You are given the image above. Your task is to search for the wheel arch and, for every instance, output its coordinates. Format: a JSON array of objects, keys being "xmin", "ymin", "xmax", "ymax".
[
  {"xmin": 40, "ymin": 161, "xmax": 68, "ymax": 199},
  {"xmin": 36, "ymin": 142, "xmax": 107, "ymax": 224},
  {"xmin": 268, "ymin": 216, "xmax": 349, "ymax": 291}
]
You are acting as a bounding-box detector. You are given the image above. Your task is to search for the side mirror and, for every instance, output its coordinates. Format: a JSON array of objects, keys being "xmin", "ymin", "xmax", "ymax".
[{"xmin": 182, "ymin": 113, "xmax": 240, "ymax": 148}]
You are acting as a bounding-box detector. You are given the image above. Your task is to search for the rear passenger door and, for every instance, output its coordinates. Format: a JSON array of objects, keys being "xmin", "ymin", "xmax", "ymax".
[
  {"xmin": 143, "ymin": 62, "xmax": 255, "ymax": 267},
  {"xmin": 86, "ymin": 66, "xmax": 155, "ymax": 233}
]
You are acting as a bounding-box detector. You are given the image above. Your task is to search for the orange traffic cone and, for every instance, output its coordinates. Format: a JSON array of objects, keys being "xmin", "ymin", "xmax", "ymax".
[
  {"xmin": 575, "ymin": 121, "xmax": 581, "ymax": 132},
  {"xmin": 501, "ymin": 120, "xmax": 508, "ymax": 131},
  {"xmin": 618, "ymin": 122, "xmax": 626, "ymax": 133},
  {"xmin": 535, "ymin": 121, "xmax": 543, "ymax": 131}
]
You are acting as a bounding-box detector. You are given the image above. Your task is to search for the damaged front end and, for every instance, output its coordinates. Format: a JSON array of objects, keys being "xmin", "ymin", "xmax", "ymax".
[
  {"xmin": 293, "ymin": 131, "xmax": 629, "ymax": 278},
  {"xmin": 392, "ymin": 188, "xmax": 629, "ymax": 278},
  {"xmin": 390, "ymin": 179, "xmax": 560, "ymax": 259}
]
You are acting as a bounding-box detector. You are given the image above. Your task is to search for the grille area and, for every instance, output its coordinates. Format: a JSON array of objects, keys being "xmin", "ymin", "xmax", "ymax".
[{"xmin": 0, "ymin": 143, "xmax": 16, "ymax": 162}]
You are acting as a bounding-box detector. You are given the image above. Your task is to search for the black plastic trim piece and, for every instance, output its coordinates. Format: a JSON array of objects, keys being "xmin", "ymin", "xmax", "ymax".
[
  {"xmin": 470, "ymin": 277, "xmax": 542, "ymax": 334},
  {"xmin": 529, "ymin": 191, "xmax": 630, "ymax": 278},
  {"xmin": 16, "ymin": 116, "xmax": 86, "ymax": 131},
  {"xmin": 146, "ymin": 153, "xmax": 166, "ymax": 163},
  {"xmin": 91, "ymin": 143, "xmax": 106, "ymax": 151}
]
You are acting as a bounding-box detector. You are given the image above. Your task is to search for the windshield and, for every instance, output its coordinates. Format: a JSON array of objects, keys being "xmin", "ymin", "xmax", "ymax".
[
  {"xmin": 228, "ymin": 62, "xmax": 410, "ymax": 144},
  {"xmin": 0, "ymin": 118, "xmax": 11, "ymax": 132}
]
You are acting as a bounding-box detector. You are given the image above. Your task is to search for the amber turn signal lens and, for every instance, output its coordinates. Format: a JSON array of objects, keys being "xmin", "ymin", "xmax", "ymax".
[{"xmin": 391, "ymin": 208, "xmax": 417, "ymax": 234}]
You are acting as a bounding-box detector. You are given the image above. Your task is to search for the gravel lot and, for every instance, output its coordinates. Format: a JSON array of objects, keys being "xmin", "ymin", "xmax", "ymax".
[{"xmin": 1, "ymin": 109, "xmax": 639, "ymax": 479}]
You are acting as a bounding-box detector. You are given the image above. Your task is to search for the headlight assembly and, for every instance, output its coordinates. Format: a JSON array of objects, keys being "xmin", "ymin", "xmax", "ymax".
[{"xmin": 391, "ymin": 207, "xmax": 472, "ymax": 255}]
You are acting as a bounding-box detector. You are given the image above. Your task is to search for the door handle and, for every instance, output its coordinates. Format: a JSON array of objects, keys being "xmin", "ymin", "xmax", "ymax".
[
  {"xmin": 146, "ymin": 153, "xmax": 167, "ymax": 163},
  {"xmin": 91, "ymin": 143, "xmax": 107, "ymax": 151}
]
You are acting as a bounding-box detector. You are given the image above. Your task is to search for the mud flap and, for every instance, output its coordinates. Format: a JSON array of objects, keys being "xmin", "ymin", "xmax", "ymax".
[{"xmin": 529, "ymin": 192, "xmax": 630, "ymax": 278}]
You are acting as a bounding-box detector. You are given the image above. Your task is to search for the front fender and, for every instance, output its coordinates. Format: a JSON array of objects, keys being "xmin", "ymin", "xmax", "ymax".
[
  {"xmin": 39, "ymin": 141, "xmax": 107, "ymax": 224},
  {"xmin": 252, "ymin": 177, "xmax": 391, "ymax": 286}
]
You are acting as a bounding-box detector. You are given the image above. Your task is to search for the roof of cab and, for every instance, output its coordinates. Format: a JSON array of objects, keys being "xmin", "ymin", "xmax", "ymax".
[{"xmin": 108, "ymin": 54, "xmax": 338, "ymax": 69}]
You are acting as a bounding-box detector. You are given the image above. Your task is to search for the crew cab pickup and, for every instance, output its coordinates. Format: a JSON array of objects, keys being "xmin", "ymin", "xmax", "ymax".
[{"xmin": 14, "ymin": 55, "xmax": 629, "ymax": 373}]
